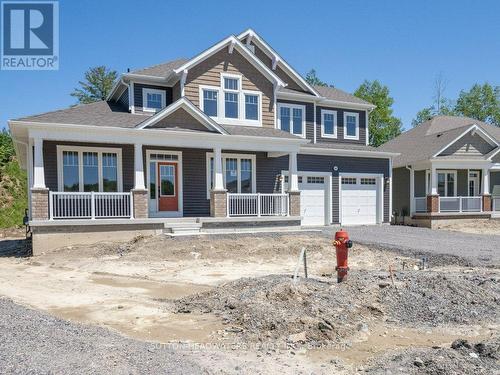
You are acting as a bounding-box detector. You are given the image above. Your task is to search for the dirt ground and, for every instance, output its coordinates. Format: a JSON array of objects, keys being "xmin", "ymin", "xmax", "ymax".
[
  {"xmin": 435, "ymin": 218, "xmax": 500, "ymax": 235},
  {"xmin": 0, "ymin": 232, "xmax": 498, "ymax": 374}
]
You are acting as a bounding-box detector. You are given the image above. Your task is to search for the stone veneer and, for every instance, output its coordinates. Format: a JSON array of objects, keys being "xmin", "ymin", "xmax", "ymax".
[
  {"xmin": 482, "ymin": 194, "xmax": 492, "ymax": 212},
  {"xmin": 210, "ymin": 190, "xmax": 227, "ymax": 217},
  {"xmin": 288, "ymin": 191, "xmax": 301, "ymax": 217},
  {"xmin": 426, "ymin": 195, "xmax": 439, "ymax": 213},
  {"xmin": 31, "ymin": 188, "xmax": 49, "ymax": 220},
  {"xmin": 132, "ymin": 189, "xmax": 148, "ymax": 219}
]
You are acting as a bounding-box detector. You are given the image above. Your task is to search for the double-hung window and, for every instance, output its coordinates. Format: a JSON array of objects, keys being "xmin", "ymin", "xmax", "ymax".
[
  {"xmin": 224, "ymin": 76, "xmax": 239, "ymax": 119},
  {"xmin": 142, "ymin": 88, "xmax": 166, "ymax": 112},
  {"xmin": 344, "ymin": 112, "xmax": 359, "ymax": 140},
  {"xmin": 58, "ymin": 146, "xmax": 122, "ymax": 192},
  {"xmin": 321, "ymin": 109, "xmax": 337, "ymax": 138},
  {"xmin": 437, "ymin": 171, "xmax": 456, "ymax": 197},
  {"xmin": 206, "ymin": 153, "xmax": 256, "ymax": 197},
  {"xmin": 277, "ymin": 103, "xmax": 305, "ymax": 137}
]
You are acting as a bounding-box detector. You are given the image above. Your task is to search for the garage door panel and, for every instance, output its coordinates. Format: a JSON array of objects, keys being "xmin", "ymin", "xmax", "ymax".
[
  {"xmin": 341, "ymin": 176, "xmax": 378, "ymax": 226},
  {"xmin": 299, "ymin": 179, "xmax": 327, "ymax": 226}
]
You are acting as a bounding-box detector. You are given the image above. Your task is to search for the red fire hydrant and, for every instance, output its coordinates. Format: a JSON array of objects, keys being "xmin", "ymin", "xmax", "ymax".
[{"xmin": 333, "ymin": 229, "xmax": 353, "ymax": 283}]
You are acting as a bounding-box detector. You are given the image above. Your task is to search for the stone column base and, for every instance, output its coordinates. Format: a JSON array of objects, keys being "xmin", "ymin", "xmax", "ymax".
[
  {"xmin": 426, "ymin": 194, "xmax": 439, "ymax": 213},
  {"xmin": 288, "ymin": 191, "xmax": 301, "ymax": 217},
  {"xmin": 132, "ymin": 189, "xmax": 148, "ymax": 219},
  {"xmin": 210, "ymin": 190, "xmax": 227, "ymax": 217},
  {"xmin": 482, "ymin": 194, "xmax": 492, "ymax": 212},
  {"xmin": 31, "ymin": 187, "xmax": 49, "ymax": 221}
]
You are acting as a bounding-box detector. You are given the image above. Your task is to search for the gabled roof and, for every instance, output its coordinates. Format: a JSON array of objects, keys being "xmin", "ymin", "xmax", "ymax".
[
  {"xmin": 129, "ymin": 58, "xmax": 188, "ymax": 78},
  {"xmin": 173, "ymin": 35, "xmax": 286, "ymax": 87},
  {"xmin": 379, "ymin": 116, "xmax": 500, "ymax": 167},
  {"xmin": 313, "ymin": 85, "xmax": 373, "ymax": 106},
  {"xmin": 237, "ymin": 29, "xmax": 320, "ymax": 97}
]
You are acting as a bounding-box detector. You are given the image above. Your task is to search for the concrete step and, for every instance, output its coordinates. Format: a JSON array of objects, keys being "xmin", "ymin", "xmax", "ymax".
[{"xmin": 163, "ymin": 221, "xmax": 202, "ymax": 236}]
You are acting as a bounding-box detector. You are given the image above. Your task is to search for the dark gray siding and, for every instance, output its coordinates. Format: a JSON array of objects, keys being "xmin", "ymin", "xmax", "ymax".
[
  {"xmin": 316, "ymin": 106, "xmax": 367, "ymax": 145},
  {"xmin": 117, "ymin": 87, "xmax": 129, "ymax": 110},
  {"xmin": 414, "ymin": 170, "xmax": 426, "ymax": 197},
  {"xmin": 42, "ymin": 141, "xmax": 134, "ymax": 192},
  {"xmin": 491, "ymin": 171, "xmax": 500, "ymax": 196},
  {"xmin": 256, "ymin": 153, "xmax": 390, "ymax": 223},
  {"xmin": 457, "ymin": 170, "xmax": 468, "ymax": 196},
  {"xmin": 277, "ymin": 99, "xmax": 314, "ymax": 141},
  {"xmin": 133, "ymin": 83, "xmax": 172, "ymax": 113},
  {"xmin": 393, "ymin": 167, "xmax": 410, "ymax": 216}
]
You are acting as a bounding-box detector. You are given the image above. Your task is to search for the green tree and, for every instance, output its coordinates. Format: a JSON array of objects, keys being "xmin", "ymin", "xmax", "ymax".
[
  {"xmin": 71, "ymin": 66, "xmax": 118, "ymax": 104},
  {"xmin": 305, "ymin": 69, "xmax": 331, "ymax": 87},
  {"xmin": 0, "ymin": 129, "xmax": 15, "ymax": 165},
  {"xmin": 412, "ymin": 74, "xmax": 455, "ymax": 127},
  {"xmin": 455, "ymin": 83, "xmax": 500, "ymax": 125},
  {"xmin": 354, "ymin": 80, "xmax": 402, "ymax": 146}
]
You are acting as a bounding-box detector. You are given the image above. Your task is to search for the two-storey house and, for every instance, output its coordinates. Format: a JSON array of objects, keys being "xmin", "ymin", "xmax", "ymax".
[{"xmin": 9, "ymin": 29, "xmax": 397, "ymax": 253}]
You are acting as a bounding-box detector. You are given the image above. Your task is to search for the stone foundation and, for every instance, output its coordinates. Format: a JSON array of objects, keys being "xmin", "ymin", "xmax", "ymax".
[
  {"xmin": 288, "ymin": 191, "xmax": 301, "ymax": 217},
  {"xmin": 210, "ymin": 190, "xmax": 227, "ymax": 217},
  {"xmin": 132, "ymin": 189, "xmax": 148, "ymax": 219},
  {"xmin": 426, "ymin": 194, "xmax": 439, "ymax": 213},
  {"xmin": 31, "ymin": 188, "xmax": 49, "ymax": 221}
]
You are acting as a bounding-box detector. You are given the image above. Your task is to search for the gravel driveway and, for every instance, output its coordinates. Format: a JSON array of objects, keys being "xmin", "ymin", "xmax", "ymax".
[
  {"xmin": 323, "ymin": 225, "xmax": 500, "ymax": 267},
  {"xmin": 0, "ymin": 298, "xmax": 202, "ymax": 374}
]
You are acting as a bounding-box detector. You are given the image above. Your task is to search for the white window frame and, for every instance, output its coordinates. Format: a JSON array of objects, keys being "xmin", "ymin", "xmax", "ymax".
[
  {"xmin": 198, "ymin": 73, "xmax": 263, "ymax": 127},
  {"xmin": 321, "ymin": 109, "xmax": 337, "ymax": 139},
  {"xmin": 344, "ymin": 111, "xmax": 360, "ymax": 140},
  {"xmin": 436, "ymin": 170, "xmax": 458, "ymax": 197},
  {"xmin": 277, "ymin": 103, "xmax": 306, "ymax": 138},
  {"xmin": 206, "ymin": 152, "xmax": 257, "ymax": 198},
  {"xmin": 142, "ymin": 88, "xmax": 166, "ymax": 112},
  {"xmin": 57, "ymin": 145, "xmax": 123, "ymax": 192}
]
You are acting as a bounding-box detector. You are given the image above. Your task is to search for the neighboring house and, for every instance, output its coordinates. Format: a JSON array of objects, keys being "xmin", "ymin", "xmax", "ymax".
[
  {"xmin": 9, "ymin": 29, "xmax": 396, "ymax": 253},
  {"xmin": 379, "ymin": 116, "xmax": 500, "ymax": 228}
]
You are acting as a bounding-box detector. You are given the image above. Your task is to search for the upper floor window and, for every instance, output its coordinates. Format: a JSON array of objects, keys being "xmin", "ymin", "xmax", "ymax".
[
  {"xmin": 199, "ymin": 73, "xmax": 261, "ymax": 125},
  {"xmin": 321, "ymin": 109, "xmax": 337, "ymax": 138},
  {"xmin": 277, "ymin": 103, "xmax": 305, "ymax": 138},
  {"xmin": 143, "ymin": 88, "xmax": 166, "ymax": 112},
  {"xmin": 344, "ymin": 112, "xmax": 359, "ymax": 140}
]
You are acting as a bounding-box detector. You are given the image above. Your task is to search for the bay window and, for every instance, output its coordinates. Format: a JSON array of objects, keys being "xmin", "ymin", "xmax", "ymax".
[
  {"xmin": 277, "ymin": 103, "xmax": 305, "ymax": 137},
  {"xmin": 206, "ymin": 153, "xmax": 256, "ymax": 198},
  {"xmin": 58, "ymin": 146, "xmax": 122, "ymax": 192}
]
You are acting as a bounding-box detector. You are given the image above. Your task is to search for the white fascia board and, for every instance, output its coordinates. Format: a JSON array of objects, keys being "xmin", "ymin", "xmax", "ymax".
[
  {"xmin": 107, "ymin": 78, "xmax": 128, "ymax": 101},
  {"xmin": 12, "ymin": 121, "xmax": 305, "ymax": 153},
  {"xmin": 430, "ymin": 158, "xmax": 493, "ymax": 169},
  {"xmin": 276, "ymin": 90, "xmax": 376, "ymax": 111},
  {"xmin": 433, "ymin": 125, "xmax": 499, "ymax": 158},
  {"xmin": 487, "ymin": 147, "xmax": 500, "ymax": 161},
  {"xmin": 237, "ymin": 29, "xmax": 320, "ymax": 97},
  {"xmin": 317, "ymin": 98, "xmax": 376, "ymax": 111},
  {"xmin": 136, "ymin": 97, "xmax": 228, "ymax": 134},
  {"xmin": 173, "ymin": 35, "xmax": 286, "ymax": 87},
  {"xmin": 122, "ymin": 73, "xmax": 170, "ymax": 82},
  {"xmin": 300, "ymin": 146, "xmax": 398, "ymax": 159}
]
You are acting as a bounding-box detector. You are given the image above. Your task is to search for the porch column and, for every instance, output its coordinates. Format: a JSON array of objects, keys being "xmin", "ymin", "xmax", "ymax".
[
  {"xmin": 132, "ymin": 144, "xmax": 147, "ymax": 219},
  {"xmin": 409, "ymin": 167, "xmax": 415, "ymax": 215},
  {"xmin": 31, "ymin": 138, "xmax": 49, "ymax": 220},
  {"xmin": 210, "ymin": 147, "xmax": 227, "ymax": 217},
  {"xmin": 288, "ymin": 152, "xmax": 301, "ymax": 217},
  {"xmin": 427, "ymin": 165, "xmax": 439, "ymax": 213},
  {"xmin": 482, "ymin": 168, "xmax": 491, "ymax": 211}
]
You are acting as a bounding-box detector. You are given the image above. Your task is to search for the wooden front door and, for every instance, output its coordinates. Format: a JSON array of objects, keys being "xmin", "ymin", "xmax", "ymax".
[{"xmin": 158, "ymin": 162, "xmax": 178, "ymax": 211}]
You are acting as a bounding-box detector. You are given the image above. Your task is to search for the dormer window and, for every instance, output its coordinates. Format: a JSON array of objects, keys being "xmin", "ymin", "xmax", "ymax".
[{"xmin": 143, "ymin": 88, "xmax": 166, "ymax": 112}]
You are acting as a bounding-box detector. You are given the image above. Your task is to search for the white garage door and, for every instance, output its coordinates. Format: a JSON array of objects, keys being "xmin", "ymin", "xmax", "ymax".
[
  {"xmin": 299, "ymin": 176, "xmax": 327, "ymax": 226},
  {"xmin": 341, "ymin": 176, "xmax": 378, "ymax": 225}
]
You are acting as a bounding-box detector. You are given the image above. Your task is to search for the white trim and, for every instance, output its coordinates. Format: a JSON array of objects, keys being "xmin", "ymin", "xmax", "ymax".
[
  {"xmin": 299, "ymin": 146, "xmax": 398, "ymax": 159},
  {"xmin": 173, "ymin": 35, "xmax": 286, "ymax": 88},
  {"xmin": 142, "ymin": 88, "xmax": 166, "ymax": 113},
  {"xmin": 276, "ymin": 90, "xmax": 377, "ymax": 110},
  {"xmin": 468, "ymin": 169, "xmax": 480, "ymax": 196},
  {"xmin": 433, "ymin": 124, "xmax": 499, "ymax": 158},
  {"xmin": 313, "ymin": 102, "xmax": 317, "ymax": 143},
  {"xmin": 237, "ymin": 29, "xmax": 320, "ymax": 97},
  {"xmin": 320, "ymin": 109, "xmax": 337, "ymax": 139},
  {"xmin": 435, "ymin": 170, "xmax": 458, "ymax": 197},
  {"xmin": 145, "ymin": 149, "xmax": 183, "ymax": 218},
  {"xmin": 129, "ymin": 82, "xmax": 135, "ymax": 114},
  {"xmin": 344, "ymin": 111, "xmax": 360, "ymax": 140},
  {"xmin": 56, "ymin": 145, "xmax": 123, "ymax": 193},
  {"xmin": 339, "ymin": 172, "xmax": 384, "ymax": 225},
  {"xmin": 365, "ymin": 110, "xmax": 370, "ymax": 146},
  {"xmin": 137, "ymin": 97, "xmax": 228, "ymax": 134},
  {"xmin": 276, "ymin": 103, "xmax": 306, "ymax": 138},
  {"xmin": 206, "ymin": 152, "xmax": 257, "ymax": 199}
]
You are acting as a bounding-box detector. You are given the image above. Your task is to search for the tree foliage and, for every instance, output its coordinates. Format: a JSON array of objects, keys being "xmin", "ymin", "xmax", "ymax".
[
  {"xmin": 354, "ymin": 80, "xmax": 403, "ymax": 146},
  {"xmin": 70, "ymin": 66, "xmax": 118, "ymax": 104},
  {"xmin": 455, "ymin": 83, "xmax": 500, "ymax": 125},
  {"xmin": 0, "ymin": 129, "xmax": 15, "ymax": 165},
  {"xmin": 305, "ymin": 69, "xmax": 331, "ymax": 87}
]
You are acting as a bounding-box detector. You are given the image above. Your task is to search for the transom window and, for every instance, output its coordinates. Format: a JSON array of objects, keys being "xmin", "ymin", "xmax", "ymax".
[
  {"xmin": 199, "ymin": 73, "xmax": 261, "ymax": 125},
  {"xmin": 360, "ymin": 178, "xmax": 376, "ymax": 185},
  {"xmin": 321, "ymin": 109, "xmax": 337, "ymax": 138},
  {"xmin": 58, "ymin": 146, "xmax": 122, "ymax": 192},
  {"xmin": 344, "ymin": 112, "xmax": 359, "ymax": 140},
  {"xmin": 206, "ymin": 153, "xmax": 256, "ymax": 198},
  {"xmin": 438, "ymin": 171, "xmax": 456, "ymax": 197},
  {"xmin": 342, "ymin": 177, "xmax": 357, "ymax": 185},
  {"xmin": 142, "ymin": 88, "xmax": 166, "ymax": 112},
  {"xmin": 277, "ymin": 103, "xmax": 305, "ymax": 138}
]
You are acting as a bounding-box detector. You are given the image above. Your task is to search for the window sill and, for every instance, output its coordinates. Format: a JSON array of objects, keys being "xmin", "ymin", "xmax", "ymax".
[
  {"xmin": 344, "ymin": 135, "xmax": 360, "ymax": 140},
  {"xmin": 321, "ymin": 134, "xmax": 337, "ymax": 139}
]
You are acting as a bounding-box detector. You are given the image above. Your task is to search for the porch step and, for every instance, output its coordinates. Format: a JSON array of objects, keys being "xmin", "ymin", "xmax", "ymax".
[{"xmin": 163, "ymin": 221, "xmax": 202, "ymax": 236}]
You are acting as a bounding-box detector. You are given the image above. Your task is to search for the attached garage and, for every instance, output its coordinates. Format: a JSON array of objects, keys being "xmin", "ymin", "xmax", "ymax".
[{"xmin": 340, "ymin": 174, "xmax": 384, "ymax": 225}]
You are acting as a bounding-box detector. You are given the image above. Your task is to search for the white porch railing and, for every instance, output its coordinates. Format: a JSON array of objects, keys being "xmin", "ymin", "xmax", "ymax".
[
  {"xmin": 414, "ymin": 197, "xmax": 427, "ymax": 212},
  {"xmin": 439, "ymin": 196, "xmax": 482, "ymax": 213},
  {"xmin": 227, "ymin": 193, "xmax": 288, "ymax": 217},
  {"xmin": 49, "ymin": 192, "xmax": 133, "ymax": 219},
  {"xmin": 493, "ymin": 198, "xmax": 500, "ymax": 212}
]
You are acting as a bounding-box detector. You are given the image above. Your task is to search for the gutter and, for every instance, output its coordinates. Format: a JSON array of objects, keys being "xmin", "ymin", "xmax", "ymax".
[
  {"xmin": 300, "ymin": 145, "xmax": 399, "ymax": 159},
  {"xmin": 276, "ymin": 90, "xmax": 376, "ymax": 111}
]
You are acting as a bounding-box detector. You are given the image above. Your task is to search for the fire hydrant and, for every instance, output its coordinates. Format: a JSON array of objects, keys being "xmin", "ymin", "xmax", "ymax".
[{"xmin": 333, "ymin": 229, "xmax": 353, "ymax": 283}]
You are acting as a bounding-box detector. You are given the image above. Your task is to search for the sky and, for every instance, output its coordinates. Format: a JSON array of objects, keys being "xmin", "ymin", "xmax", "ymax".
[{"xmin": 1, "ymin": 0, "xmax": 499, "ymax": 131}]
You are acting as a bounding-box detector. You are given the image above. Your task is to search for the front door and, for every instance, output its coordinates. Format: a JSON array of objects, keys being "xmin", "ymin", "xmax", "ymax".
[{"xmin": 158, "ymin": 162, "xmax": 178, "ymax": 211}]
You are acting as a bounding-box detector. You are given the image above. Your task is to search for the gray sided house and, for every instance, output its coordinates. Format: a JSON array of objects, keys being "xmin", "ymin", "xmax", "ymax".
[
  {"xmin": 9, "ymin": 29, "xmax": 396, "ymax": 254},
  {"xmin": 379, "ymin": 116, "xmax": 500, "ymax": 228}
]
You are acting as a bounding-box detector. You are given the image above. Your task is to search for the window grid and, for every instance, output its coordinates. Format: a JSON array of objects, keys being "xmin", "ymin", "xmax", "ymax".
[
  {"xmin": 360, "ymin": 178, "xmax": 376, "ymax": 185},
  {"xmin": 341, "ymin": 177, "xmax": 357, "ymax": 185},
  {"xmin": 307, "ymin": 176, "xmax": 325, "ymax": 184}
]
